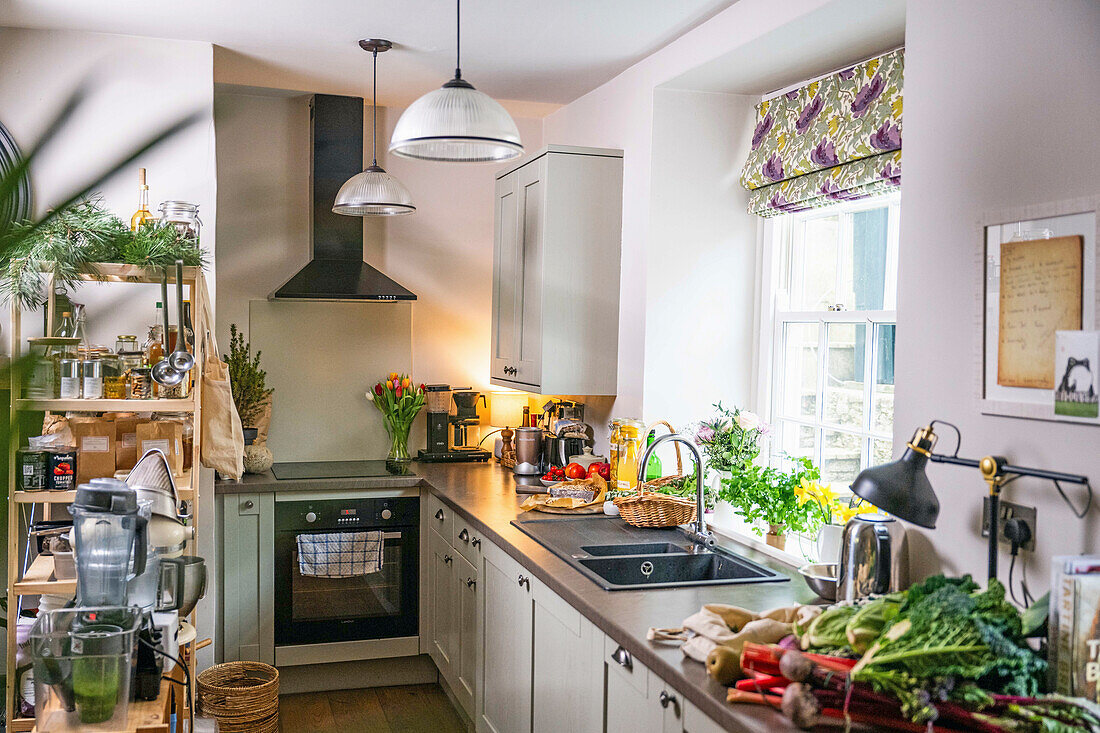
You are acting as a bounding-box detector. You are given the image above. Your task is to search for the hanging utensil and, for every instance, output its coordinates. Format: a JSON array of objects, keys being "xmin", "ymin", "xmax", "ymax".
[
  {"xmin": 151, "ymin": 270, "xmax": 183, "ymax": 388},
  {"xmin": 168, "ymin": 260, "xmax": 195, "ymax": 372}
]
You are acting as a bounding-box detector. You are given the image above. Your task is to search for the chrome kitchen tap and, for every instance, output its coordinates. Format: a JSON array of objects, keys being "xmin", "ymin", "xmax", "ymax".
[{"xmin": 636, "ymin": 433, "xmax": 714, "ymax": 548}]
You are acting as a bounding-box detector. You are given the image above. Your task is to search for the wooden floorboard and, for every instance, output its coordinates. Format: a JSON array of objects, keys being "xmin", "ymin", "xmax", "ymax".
[{"xmin": 278, "ymin": 684, "xmax": 464, "ymax": 733}]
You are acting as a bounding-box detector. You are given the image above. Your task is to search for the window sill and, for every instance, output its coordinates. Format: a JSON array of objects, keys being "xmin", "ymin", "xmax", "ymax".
[{"xmin": 707, "ymin": 515, "xmax": 814, "ymax": 569}]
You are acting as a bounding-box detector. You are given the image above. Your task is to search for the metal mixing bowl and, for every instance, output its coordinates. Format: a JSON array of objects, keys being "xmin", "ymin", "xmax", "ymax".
[{"xmin": 798, "ymin": 562, "xmax": 838, "ymax": 600}]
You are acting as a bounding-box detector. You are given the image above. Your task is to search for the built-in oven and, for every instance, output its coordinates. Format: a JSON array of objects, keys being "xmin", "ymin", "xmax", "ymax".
[{"xmin": 273, "ymin": 495, "xmax": 419, "ymax": 659}]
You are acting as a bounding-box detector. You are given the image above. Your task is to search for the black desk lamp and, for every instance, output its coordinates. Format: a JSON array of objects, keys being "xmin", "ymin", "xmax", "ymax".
[{"xmin": 850, "ymin": 420, "xmax": 1092, "ymax": 582}]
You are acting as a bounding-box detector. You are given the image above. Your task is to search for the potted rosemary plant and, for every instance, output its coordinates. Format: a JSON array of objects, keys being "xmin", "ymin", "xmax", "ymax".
[{"xmin": 223, "ymin": 323, "xmax": 273, "ymax": 448}]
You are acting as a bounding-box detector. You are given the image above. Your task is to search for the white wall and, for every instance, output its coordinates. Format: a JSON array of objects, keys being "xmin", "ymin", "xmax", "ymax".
[
  {"xmin": 896, "ymin": 0, "xmax": 1100, "ymax": 584},
  {"xmin": 0, "ymin": 27, "xmax": 218, "ymax": 667},
  {"xmin": 645, "ymin": 89, "xmax": 758, "ymax": 431},
  {"xmin": 214, "ymin": 86, "xmax": 545, "ymax": 454}
]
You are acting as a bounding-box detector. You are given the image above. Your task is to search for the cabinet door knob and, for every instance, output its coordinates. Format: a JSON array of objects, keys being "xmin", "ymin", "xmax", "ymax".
[
  {"xmin": 458, "ymin": 528, "xmax": 469, "ymax": 542},
  {"xmin": 471, "ymin": 538, "xmax": 481, "ymax": 548},
  {"xmin": 611, "ymin": 646, "xmax": 632, "ymax": 670},
  {"xmin": 517, "ymin": 574, "xmax": 530, "ymax": 589},
  {"xmin": 659, "ymin": 691, "xmax": 679, "ymax": 715},
  {"xmin": 466, "ymin": 578, "xmax": 476, "ymax": 589},
  {"xmin": 444, "ymin": 554, "xmax": 453, "ymax": 565},
  {"xmin": 242, "ymin": 500, "xmax": 254, "ymax": 510},
  {"xmin": 435, "ymin": 509, "xmax": 445, "ymax": 521}
]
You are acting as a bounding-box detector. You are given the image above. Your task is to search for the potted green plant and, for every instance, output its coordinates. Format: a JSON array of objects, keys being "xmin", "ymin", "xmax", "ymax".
[
  {"xmin": 719, "ymin": 455, "xmax": 822, "ymax": 550},
  {"xmin": 693, "ymin": 404, "xmax": 767, "ymax": 526},
  {"xmin": 223, "ymin": 323, "xmax": 273, "ymax": 448}
]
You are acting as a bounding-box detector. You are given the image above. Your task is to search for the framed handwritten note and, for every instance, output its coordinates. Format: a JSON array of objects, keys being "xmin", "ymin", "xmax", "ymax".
[
  {"xmin": 997, "ymin": 235, "xmax": 1083, "ymax": 388},
  {"xmin": 979, "ymin": 196, "xmax": 1099, "ymax": 425}
]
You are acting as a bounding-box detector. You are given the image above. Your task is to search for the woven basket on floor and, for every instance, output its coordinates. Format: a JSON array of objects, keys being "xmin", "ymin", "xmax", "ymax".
[
  {"xmin": 614, "ymin": 420, "xmax": 698, "ymax": 528},
  {"xmin": 197, "ymin": 661, "xmax": 279, "ymax": 733}
]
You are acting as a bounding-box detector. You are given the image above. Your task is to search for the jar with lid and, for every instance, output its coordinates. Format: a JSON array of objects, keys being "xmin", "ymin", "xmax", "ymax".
[
  {"xmin": 129, "ymin": 366, "xmax": 154, "ymax": 399},
  {"xmin": 115, "ymin": 335, "xmax": 139, "ymax": 354},
  {"xmin": 157, "ymin": 201, "xmax": 201, "ymax": 243},
  {"xmin": 613, "ymin": 419, "xmax": 645, "ymax": 491},
  {"xmin": 81, "ymin": 357, "xmax": 104, "ymax": 399},
  {"xmin": 156, "ymin": 412, "xmax": 193, "ymax": 471},
  {"xmin": 24, "ymin": 337, "xmax": 79, "ymax": 399}
]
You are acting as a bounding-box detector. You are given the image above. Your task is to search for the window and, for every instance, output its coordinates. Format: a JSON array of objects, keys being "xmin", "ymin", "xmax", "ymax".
[{"xmin": 758, "ymin": 195, "xmax": 899, "ymax": 490}]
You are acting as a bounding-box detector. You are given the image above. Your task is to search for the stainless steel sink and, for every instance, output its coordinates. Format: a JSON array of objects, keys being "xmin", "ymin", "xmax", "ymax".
[
  {"xmin": 580, "ymin": 542, "xmax": 690, "ymax": 556},
  {"xmin": 510, "ymin": 516, "xmax": 787, "ymax": 591},
  {"xmin": 578, "ymin": 551, "xmax": 775, "ymax": 589}
]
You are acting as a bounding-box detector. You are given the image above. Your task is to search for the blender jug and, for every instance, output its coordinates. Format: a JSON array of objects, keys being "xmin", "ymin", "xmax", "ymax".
[{"xmin": 70, "ymin": 479, "xmax": 147, "ymax": 606}]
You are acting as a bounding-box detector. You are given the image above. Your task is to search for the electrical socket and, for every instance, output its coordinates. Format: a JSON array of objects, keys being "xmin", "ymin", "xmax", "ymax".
[{"xmin": 981, "ymin": 498, "xmax": 1037, "ymax": 552}]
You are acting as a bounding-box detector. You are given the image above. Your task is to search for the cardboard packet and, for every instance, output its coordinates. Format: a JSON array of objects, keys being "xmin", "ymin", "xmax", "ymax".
[
  {"xmin": 70, "ymin": 417, "xmax": 117, "ymax": 485},
  {"xmin": 113, "ymin": 416, "xmax": 150, "ymax": 471},
  {"xmin": 137, "ymin": 420, "xmax": 183, "ymax": 477}
]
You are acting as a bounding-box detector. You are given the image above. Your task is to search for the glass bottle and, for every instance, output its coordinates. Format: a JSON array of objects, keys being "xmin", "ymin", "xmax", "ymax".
[
  {"xmin": 130, "ymin": 168, "xmax": 153, "ymax": 232},
  {"xmin": 72, "ymin": 303, "xmax": 90, "ymax": 348},
  {"xmin": 644, "ymin": 430, "xmax": 663, "ymax": 483},
  {"xmin": 56, "ymin": 311, "xmax": 77, "ymax": 340},
  {"xmin": 143, "ymin": 324, "xmax": 164, "ymax": 368}
]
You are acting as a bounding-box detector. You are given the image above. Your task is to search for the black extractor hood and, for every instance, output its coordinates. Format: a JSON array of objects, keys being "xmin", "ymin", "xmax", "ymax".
[{"xmin": 272, "ymin": 94, "xmax": 416, "ymax": 301}]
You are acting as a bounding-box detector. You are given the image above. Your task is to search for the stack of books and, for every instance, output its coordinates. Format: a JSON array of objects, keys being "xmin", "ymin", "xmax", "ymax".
[{"xmin": 1050, "ymin": 555, "xmax": 1100, "ymax": 700}]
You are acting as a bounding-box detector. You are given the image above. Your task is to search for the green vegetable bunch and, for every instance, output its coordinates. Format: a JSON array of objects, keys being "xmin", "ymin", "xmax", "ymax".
[
  {"xmin": 223, "ymin": 323, "xmax": 273, "ymax": 427},
  {"xmin": 0, "ymin": 196, "xmax": 206, "ymax": 310},
  {"xmin": 654, "ymin": 469, "xmax": 715, "ymax": 511},
  {"xmin": 851, "ymin": 575, "xmax": 1046, "ymax": 723},
  {"xmin": 720, "ymin": 454, "xmax": 822, "ymax": 534}
]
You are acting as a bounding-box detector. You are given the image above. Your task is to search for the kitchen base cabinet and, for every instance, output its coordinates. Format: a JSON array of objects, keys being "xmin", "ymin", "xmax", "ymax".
[
  {"xmin": 477, "ymin": 539, "xmax": 534, "ymax": 733},
  {"xmin": 428, "ymin": 528, "xmax": 457, "ymax": 673},
  {"xmin": 218, "ymin": 492, "xmax": 275, "ymax": 664},
  {"xmin": 603, "ymin": 634, "xmax": 698, "ymax": 733},
  {"xmin": 428, "ymin": 523, "xmax": 481, "ymax": 720},
  {"xmin": 531, "ymin": 583, "xmax": 603, "ymax": 733}
]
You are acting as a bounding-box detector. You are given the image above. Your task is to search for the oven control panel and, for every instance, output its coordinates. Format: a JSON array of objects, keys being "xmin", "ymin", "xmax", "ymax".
[{"xmin": 276, "ymin": 495, "xmax": 418, "ymax": 531}]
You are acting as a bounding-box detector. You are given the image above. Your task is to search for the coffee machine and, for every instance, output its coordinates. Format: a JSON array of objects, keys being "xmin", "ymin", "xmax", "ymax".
[{"xmin": 418, "ymin": 385, "xmax": 492, "ymax": 462}]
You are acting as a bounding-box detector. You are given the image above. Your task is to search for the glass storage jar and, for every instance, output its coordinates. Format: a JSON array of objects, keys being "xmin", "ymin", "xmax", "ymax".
[
  {"xmin": 156, "ymin": 412, "xmax": 193, "ymax": 471},
  {"xmin": 157, "ymin": 201, "xmax": 201, "ymax": 243}
]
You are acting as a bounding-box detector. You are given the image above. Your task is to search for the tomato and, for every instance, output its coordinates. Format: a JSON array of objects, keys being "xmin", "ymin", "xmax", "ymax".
[
  {"xmin": 550, "ymin": 467, "xmax": 566, "ymax": 479},
  {"xmin": 588, "ymin": 462, "xmax": 611, "ymax": 480},
  {"xmin": 564, "ymin": 463, "xmax": 587, "ymax": 480}
]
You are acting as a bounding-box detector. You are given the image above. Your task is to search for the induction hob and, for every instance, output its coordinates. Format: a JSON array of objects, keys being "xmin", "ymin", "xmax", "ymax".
[{"xmin": 270, "ymin": 460, "xmax": 413, "ymax": 480}]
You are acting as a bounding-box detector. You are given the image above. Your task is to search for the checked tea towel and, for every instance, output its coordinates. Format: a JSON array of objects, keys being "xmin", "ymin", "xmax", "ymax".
[{"xmin": 297, "ymin": 531, "xmax": 383, "ymax": 577}]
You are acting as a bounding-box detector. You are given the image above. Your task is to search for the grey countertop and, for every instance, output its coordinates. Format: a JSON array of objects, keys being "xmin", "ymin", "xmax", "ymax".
[{"xmin": 216, "ymin": 462, "xmax": 818, "ymax": 731}]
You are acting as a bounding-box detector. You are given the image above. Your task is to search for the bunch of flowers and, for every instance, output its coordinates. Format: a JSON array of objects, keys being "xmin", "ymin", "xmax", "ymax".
[
  {"xmin": 795, "ymin": 478, "xmax": 866, "ymax": 531},
  {"xmin": 366, "ymin": 373, "xmax": 425, "ymax": 466},
  {"xmin": 693, "ymin": 403, "xmax": 769, "ymax": 476}
]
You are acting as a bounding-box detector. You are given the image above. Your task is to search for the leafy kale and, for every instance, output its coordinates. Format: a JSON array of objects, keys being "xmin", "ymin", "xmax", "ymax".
[{"xmin": 852, "ymin": 576, "xmax": 1046, "ymax": 723}]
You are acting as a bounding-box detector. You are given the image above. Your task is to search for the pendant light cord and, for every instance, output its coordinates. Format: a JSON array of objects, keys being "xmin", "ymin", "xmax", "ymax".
[
  {"xmin": 371, "ymin": 49, "xmax": 378, "ymax": 167},
  {"xmin": 454, "ymin": 0, "xmax": 462, "ymax": 80}
]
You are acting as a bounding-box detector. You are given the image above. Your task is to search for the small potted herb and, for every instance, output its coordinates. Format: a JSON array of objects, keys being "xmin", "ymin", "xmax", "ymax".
[
  {"xmin": 223, "ymin": 323, "xmax": 273, "ymax": 447},
  {"xmin": 719, "ymin": 455, "xmax": 822, "ymax": 550}
]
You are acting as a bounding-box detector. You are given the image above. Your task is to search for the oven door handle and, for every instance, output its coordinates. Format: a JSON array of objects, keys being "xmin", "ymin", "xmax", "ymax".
[{"xmin": 382, "ymin": 531, "xmax": 403, "ymax": 540}]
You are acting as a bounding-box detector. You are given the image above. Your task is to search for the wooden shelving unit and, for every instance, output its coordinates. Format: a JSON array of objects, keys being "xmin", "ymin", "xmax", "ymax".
[{"xmin": 4, "ymin": 264, "xmax": 210, "ymax": 726}]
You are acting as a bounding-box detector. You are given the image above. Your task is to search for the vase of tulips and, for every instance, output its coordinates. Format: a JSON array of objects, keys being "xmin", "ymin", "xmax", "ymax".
[{"xmin": 367, "ymin": 373, "xmax": 425, "ymax": 472}]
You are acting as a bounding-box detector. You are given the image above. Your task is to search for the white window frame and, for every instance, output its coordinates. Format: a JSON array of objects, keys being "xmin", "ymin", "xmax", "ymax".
[{"xmin": 753, "ymin": 194, "xmax": 901, "ymax": 484}]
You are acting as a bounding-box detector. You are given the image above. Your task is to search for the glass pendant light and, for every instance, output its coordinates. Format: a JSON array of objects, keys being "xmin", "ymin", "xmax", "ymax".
[
  {"xmin": 333, "ymin": 39, "xmax": 416, "ymax": 216},
  {"xmin": 389, "ymin": 0, "xmax": 523, "ymax": 162}
]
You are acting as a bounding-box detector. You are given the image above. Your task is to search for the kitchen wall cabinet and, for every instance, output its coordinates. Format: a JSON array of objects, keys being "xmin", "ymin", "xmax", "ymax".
[
  {"xmin": 490, "ymin": 145, "xmax": 623, "ymax": 395},
  {"xmin": 218, "ymin": 492, "xmax": 275, "ymax": 665}
]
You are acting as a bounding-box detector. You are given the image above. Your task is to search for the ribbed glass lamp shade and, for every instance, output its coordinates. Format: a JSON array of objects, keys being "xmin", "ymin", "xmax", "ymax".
[
  {"xmin": 390, "ymin": 79, "xmax": 523, "ymax": 162},
  {"xmin": 332, "ymin": 165, "xmax": 416, "ymax": 216}
]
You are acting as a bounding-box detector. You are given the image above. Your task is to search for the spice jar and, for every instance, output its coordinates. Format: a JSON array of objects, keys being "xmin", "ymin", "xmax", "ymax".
[
  {"xmin": 157, "ymin": 201, "xmax": 201, "ymax": 243},
  {"xmin": 129, "ymin": 367, "xmax": 154, "ymax": 399}
]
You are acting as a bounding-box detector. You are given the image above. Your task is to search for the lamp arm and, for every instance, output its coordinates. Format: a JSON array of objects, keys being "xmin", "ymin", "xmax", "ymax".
[{"xmin": 928, "ymin": 452, "xmax": 1088, "ymax": 486}]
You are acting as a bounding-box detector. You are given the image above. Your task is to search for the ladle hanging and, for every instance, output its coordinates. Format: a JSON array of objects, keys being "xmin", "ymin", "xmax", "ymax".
[
  {"xmin": 150, "ymin": 270, "xmax": 183, "ymax": 388},
  {"xmin": 167, "ymin": 260, "xmax": 194, "ymax": 373}
]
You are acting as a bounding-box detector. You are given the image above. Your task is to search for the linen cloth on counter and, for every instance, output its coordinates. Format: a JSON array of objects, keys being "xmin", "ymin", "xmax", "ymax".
[
  {"xmin": 296, "ymin": 531, "xmax": 383, "ymax": 577},
  {"xmin": 648, "ymin": 603, "xmax": 821, "ymax": 662}
]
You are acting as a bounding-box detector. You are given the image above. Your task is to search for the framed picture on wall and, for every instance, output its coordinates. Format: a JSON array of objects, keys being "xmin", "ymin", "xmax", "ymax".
[{"xmin": 977, "ymin": 195, "xmax": 1100, "ymax": 424}]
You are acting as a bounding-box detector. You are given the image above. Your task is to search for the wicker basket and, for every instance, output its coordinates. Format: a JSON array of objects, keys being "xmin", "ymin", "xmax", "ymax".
[
  {"xmin": 197, "ymin": 661, "xmax": 279, "ymax": 733},
  {"xmin": 614, "ymin": 420, "xmax": 698, "ymax": 528}
]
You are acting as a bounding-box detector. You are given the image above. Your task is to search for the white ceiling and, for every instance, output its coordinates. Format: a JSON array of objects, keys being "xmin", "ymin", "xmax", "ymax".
[{"xmin": 0, "ymin": 0, "xmax": 737, "ymax": 108}]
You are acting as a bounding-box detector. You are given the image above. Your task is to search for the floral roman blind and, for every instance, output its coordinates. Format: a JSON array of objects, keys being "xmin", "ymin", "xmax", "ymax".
[{"xmin": 740, "ymin": 48, "xmax": 903, "ymax": 217}]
